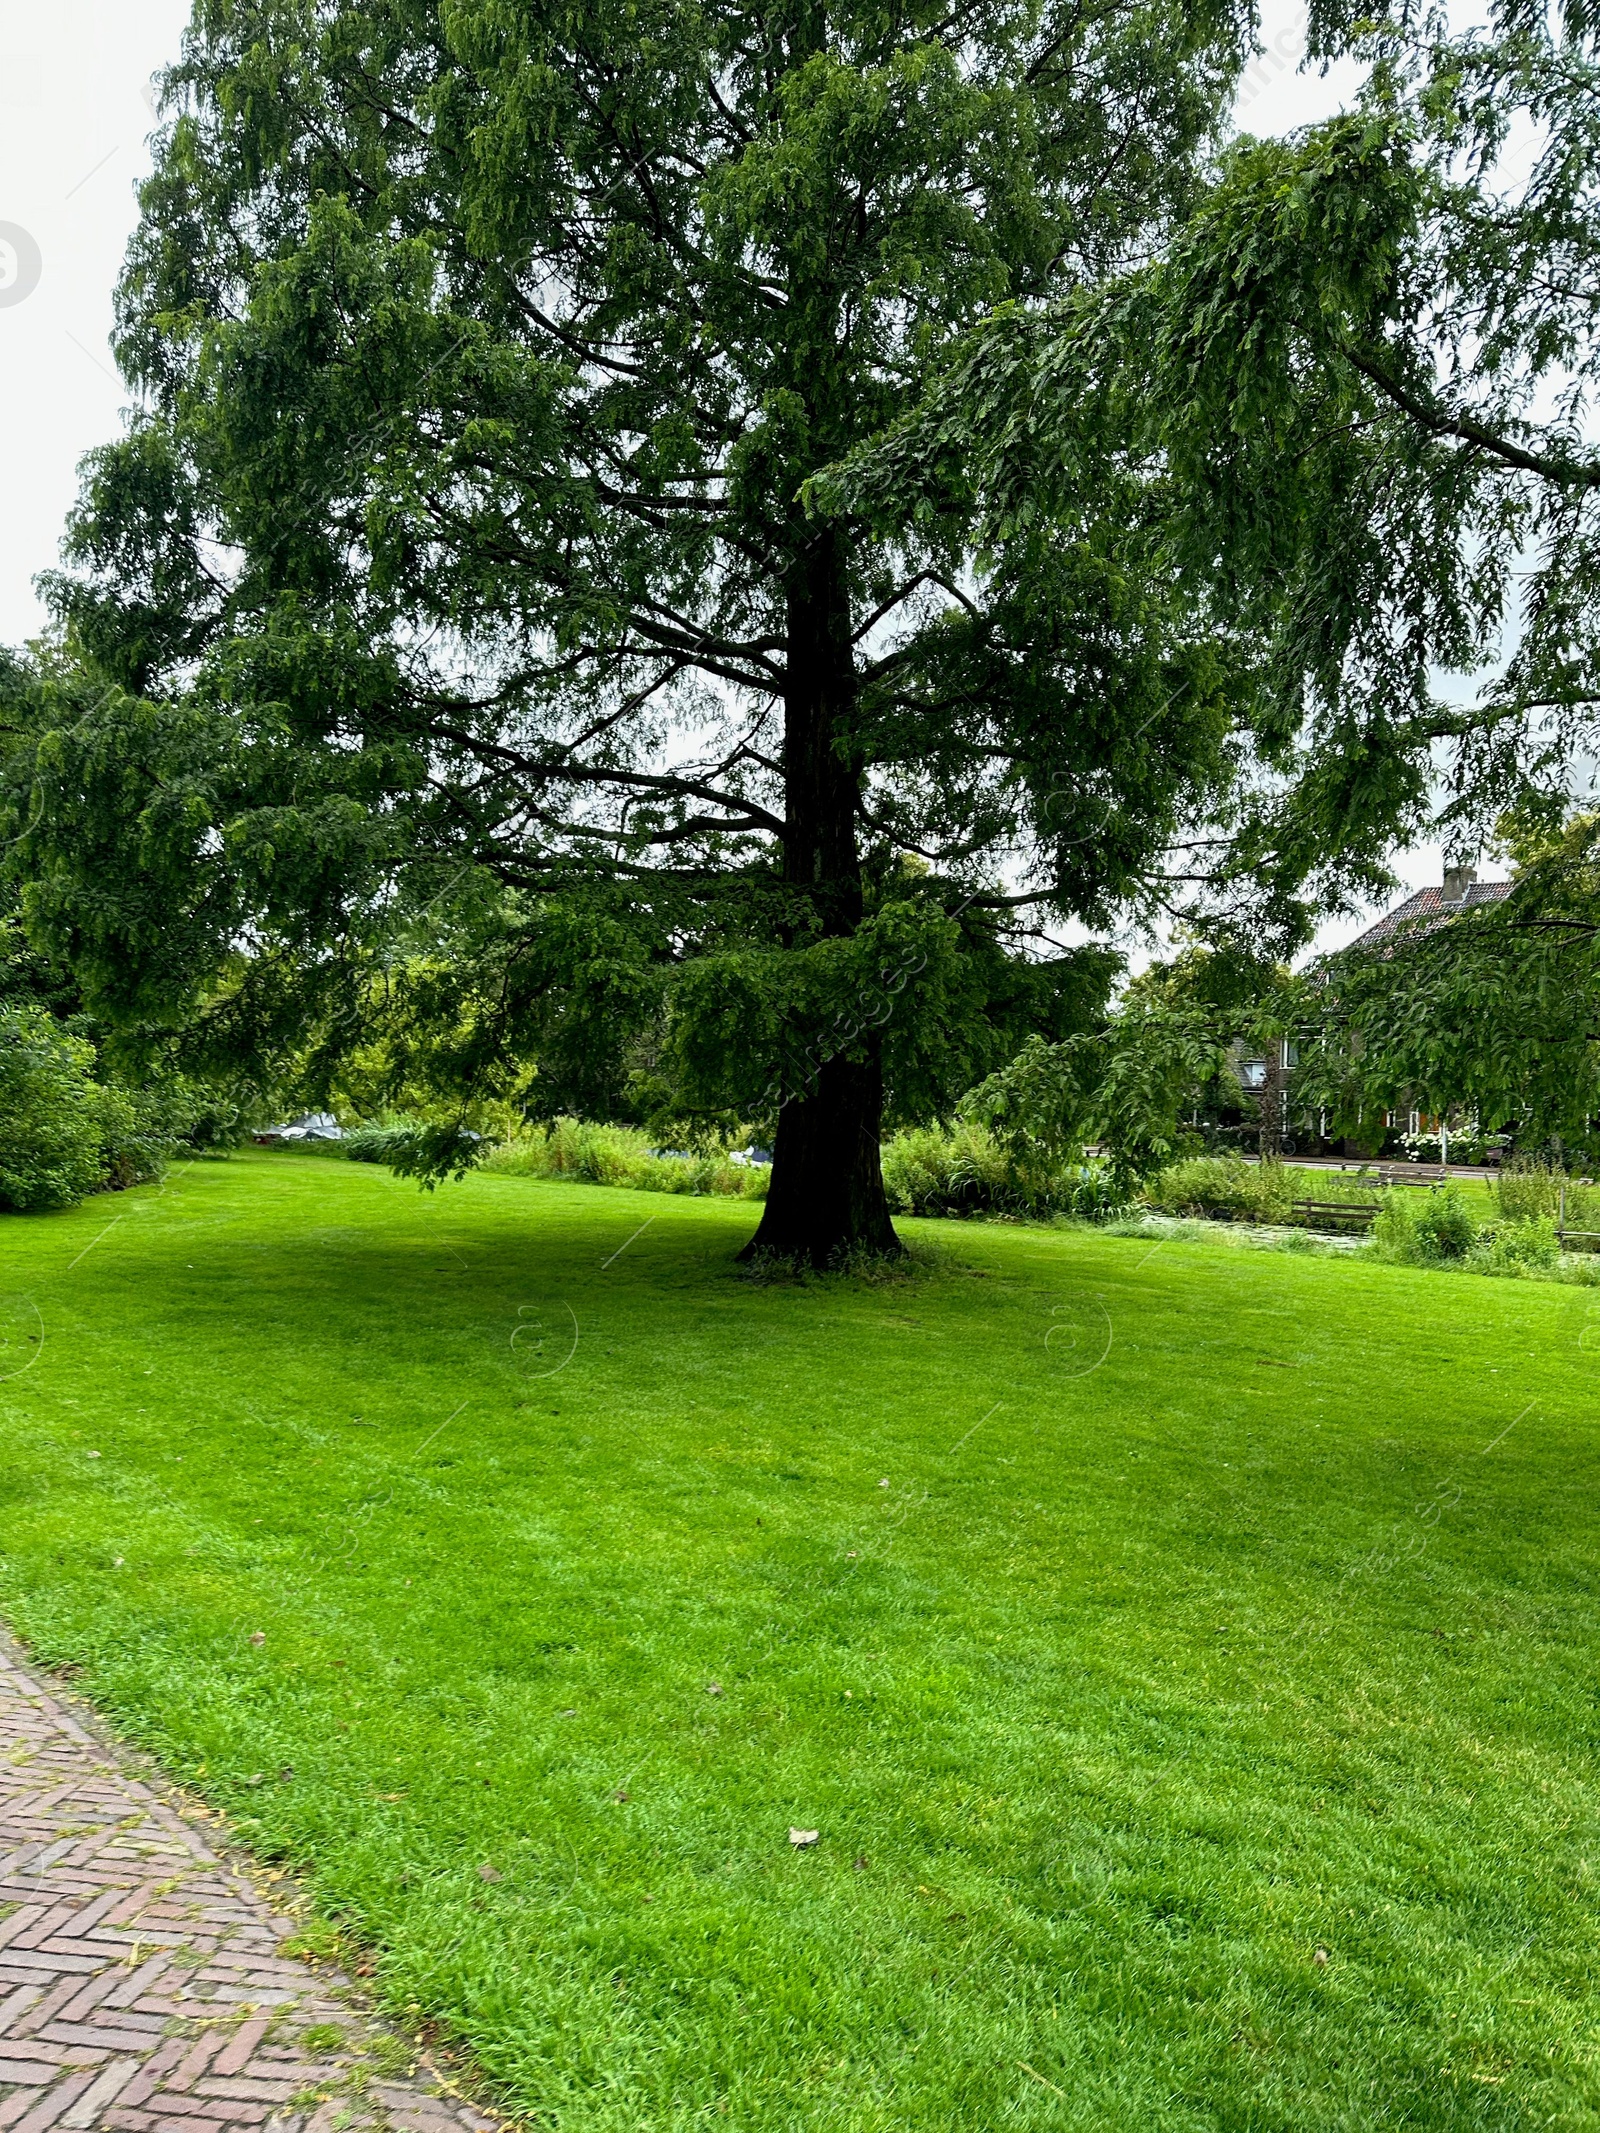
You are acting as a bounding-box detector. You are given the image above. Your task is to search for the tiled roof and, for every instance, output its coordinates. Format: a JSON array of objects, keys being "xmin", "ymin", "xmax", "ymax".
[{"xmin": 1345, "ymin": 879, "xmax": 1512, "ymax": 954}]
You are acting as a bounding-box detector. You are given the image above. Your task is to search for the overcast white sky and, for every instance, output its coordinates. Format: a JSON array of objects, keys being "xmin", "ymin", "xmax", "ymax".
[{"xmin": 0, "ymin": 2, "xmax": 1469, "ymax": 951}]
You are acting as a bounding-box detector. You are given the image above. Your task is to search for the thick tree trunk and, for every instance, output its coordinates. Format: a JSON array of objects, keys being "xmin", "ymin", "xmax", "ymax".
[
  {"xmin": 744, "ymin": 1049, "xmax": 902, "ymax": 1264},
  {"xmin": 740, "ymin": 529, "xmax": 904, "ymax": 1266}
]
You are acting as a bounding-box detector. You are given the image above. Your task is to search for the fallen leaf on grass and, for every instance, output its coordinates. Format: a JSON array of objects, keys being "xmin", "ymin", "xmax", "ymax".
[
  {"xmin": 789, "ymin": 1828, "xmax": 820, "ymax": 1848},
  {"xmin": 477, "ymin": 1863, "xmax": 503, "ymax": 1882},
  {"xmin": 248, "ymin": 1630, "xmax": 266, "ymax": 1647},
  {"xmin": 705, "ymin": 1682, "xmax": 722, "ymax": 1696}
]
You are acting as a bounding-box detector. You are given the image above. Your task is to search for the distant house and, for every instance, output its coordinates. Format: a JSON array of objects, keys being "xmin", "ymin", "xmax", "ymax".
[
  {"xmin": 1344, "ymin": 864, "xmax": 1511, "ymax": 955},
  {"xmin": 1333, "ymin": 863, "xmax": 1514, "ymax": 1155},
  {"xmin": 1225, "ymin": 867, "xmax": 1514, "ymax": 1159}
]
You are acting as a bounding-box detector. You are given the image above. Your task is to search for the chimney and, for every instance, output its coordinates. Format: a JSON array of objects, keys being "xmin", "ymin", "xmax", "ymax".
[{"xmin": 1441, "ymin": 861, "xmax": 1476, "ymax": 904}]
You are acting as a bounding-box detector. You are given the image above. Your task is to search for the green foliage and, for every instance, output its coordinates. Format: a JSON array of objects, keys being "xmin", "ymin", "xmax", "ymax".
[
  {"xmin": 962, "ymin": 990, "xmax": 1253, "ymax": 1191},
  {"xmin": 1372, "ymin": 1184, "xmax": 1480, "ymax": 1265},
  {"xmin": 1494, "ymin": 1160, "xmax": 1597, "ymax": 1231},
  {"xmin": 842, "ymin": 3, "xmax": 1600, "ymax": 1138},
  {"xmin": 0, "ymin": 1009, "xmax": 116, "ymax": 1213},
  {"xmin": 879, "ymin": 1121, "xmax": 1125, "ymax": 1220},
  {"xmin": 479, "ymin": 1120, "xmax": 768, "ymax": 1202},
  {"xmin": 1, "ymin": 0, "xmax": 1257, "ymax": 1255},
  {"xmin": 0, "ymin": 870, "xmax": 233, "ymax": 1194},
  {"xmin": 1145, "ymin": 1155, "xmax": 1293, "ymax": 1223},
  {"xmin": 341, "ymin": 1122, "xmax": 417, "ymax": 1166},
  {"xmin": 1289, "ymin": 828, "xmax": 1600, "ymax": 1161},
  {"xmin": 93, "ymin": 1086, "xmax": 177, "ymax": 1194},
  {"xmin": 1468, "ymin": 1218, "xmax": 1562, "ymax": 1277}
]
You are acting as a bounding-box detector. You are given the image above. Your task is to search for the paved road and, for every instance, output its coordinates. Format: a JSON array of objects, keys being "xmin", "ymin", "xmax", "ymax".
[{"xmin": 0, "ymin": 1635, "xmax": 503, "ymax": 2133}]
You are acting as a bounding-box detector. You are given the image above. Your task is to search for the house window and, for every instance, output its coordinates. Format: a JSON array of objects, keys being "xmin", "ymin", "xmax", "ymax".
[{"xmin": 1238, "ymin": 1058, "xmax": 1268, "ymax": 1089}]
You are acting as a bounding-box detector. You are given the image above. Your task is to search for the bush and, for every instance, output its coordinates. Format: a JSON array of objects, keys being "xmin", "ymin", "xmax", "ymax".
[
  {"xmin": 1144, "ymin": 1156, "xmax": 1293, "ymax": 1224},
  {"xmin": 881, "ymin": 1123, "xmax": 1024, "ymax": 1216},
  {"xmin": 343, "ymin": 1121, "xmax": 420, "ymax": 1165},
  {"xmin": 94, "ymin": 1086, "xmax": 174, "ymax": 1191},
  {"xmin": 879, "ymin": 1122, "xmax": 1124, "ymax": 1221},
  {"xmin": 1468, "ymin": 1217, "xmax": 1561, "ymax": 1275},
  {"xmin": 1372, "ymin": 1182, "xmax": 1480, "ymax": 1263},
  {"xmin": 0, "ymin": 1010, "xmax": 110, "ymax": 1212},
  {"xmin": 1401, "ymin": 1129, "xmax": 1508, "ymax": 1166},
  {"xmin": 1064, "ymin": 1163, "xmax": 1132, "ymax": 1223}
]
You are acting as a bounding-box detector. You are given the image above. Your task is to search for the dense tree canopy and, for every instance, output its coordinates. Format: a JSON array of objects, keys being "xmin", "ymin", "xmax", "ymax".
[
  {"xmin": 839, "ymin": 0, "xmax": 1600, "ymax": 1144},
  {"xmin": 1, "ymin": 0, "xmax": 1284, "ymax": 1262}
]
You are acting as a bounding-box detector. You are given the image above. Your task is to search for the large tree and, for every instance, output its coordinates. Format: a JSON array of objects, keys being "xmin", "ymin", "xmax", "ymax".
[{"xmin": 6, "ymin": 0, "xmax": 1274, "ymax": 1263}]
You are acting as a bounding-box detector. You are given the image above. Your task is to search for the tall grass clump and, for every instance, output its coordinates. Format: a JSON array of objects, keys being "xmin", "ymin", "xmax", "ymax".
[
  {"xmin": 1494, "ymin": 1159, "xmax": 1598, "ymax": 1233},
  {"xmin": 879, "ymin": 1122, "xmax": 1125, "ymax": 1221},
  {"xmin": 1467, "ymin": 1217, "xmax": 1562, "ymax": 1276},
  {"xmin": 481, "ymin": 1118, "xmax": 769, "ymax": 1199}
]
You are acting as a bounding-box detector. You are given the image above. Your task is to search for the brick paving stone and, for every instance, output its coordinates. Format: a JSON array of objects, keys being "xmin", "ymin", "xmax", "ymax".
[{"xmin": 0, "ymin": 1633, "xmax": 509, "ymax": 2133}]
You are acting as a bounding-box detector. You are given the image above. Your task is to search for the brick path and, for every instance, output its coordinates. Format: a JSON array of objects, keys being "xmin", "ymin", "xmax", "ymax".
[{"xmin": 0, "ymin": 1635, "xmax": 504, "ymax": 2133}]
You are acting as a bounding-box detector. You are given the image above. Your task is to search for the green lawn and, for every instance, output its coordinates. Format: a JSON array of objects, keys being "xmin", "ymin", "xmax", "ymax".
[{"xmin": 1, "ymin": 1152, "xmax": 1597, "ymax": 2130}]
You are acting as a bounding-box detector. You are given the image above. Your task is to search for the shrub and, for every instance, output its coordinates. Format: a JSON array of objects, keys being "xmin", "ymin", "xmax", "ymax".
[
  {"xmin": 881, "ymin": 1123, "xmax": 1023, "ymax": 1216},
  {"xmin": 0, "ymin": 1010, "xmax": 109, "ymax": 1212},
  {"xmin": 878, "ymin": 1122, "xmax": 1122, "ymax": 1221},
  {"xmin": 1468, "ymin": 1217, "xmax": 1561, "ymax": 1275},
  {"xmin": 1064, "ymin": 1163, "xmax": 1132, "ymax": 1223},
  {"xmin": 94, "ymin": 1086, "xmax": 174, "ymax": 1191},
  {"xmin": 1144, "ymin": 1156, "xmax": 1293, "ymax": 1224},
  {"xmin": 344, "ymin": 1121, "xmax": 420, "ymax": 1165},
  {"xmin": 1372, "ymin": 1183, "xmax": 1479, "ymax": 1263}
]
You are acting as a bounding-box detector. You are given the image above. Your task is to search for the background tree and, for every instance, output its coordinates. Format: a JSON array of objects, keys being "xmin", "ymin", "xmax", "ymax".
[
  {"xmin": 1289, "ymin": 815, "xmax": 1600, "ymax": 1165},
  {"xmin": 5, "ymin": 0, "xmax": 1275, "ymax": 1264},
  {"xmin": 848, "ymin": 0, "xmax": 1600, "ymax": 1143}
]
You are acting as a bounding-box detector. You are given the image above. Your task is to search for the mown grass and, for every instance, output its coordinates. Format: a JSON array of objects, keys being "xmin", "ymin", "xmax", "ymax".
[{"xmin": 0, "ymin": 1150, "xmax": 1597, "ymax": 2129}]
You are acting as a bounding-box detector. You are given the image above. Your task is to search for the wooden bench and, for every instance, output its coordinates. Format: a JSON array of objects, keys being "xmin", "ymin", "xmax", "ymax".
[
  {"xmin": 1290, "ymin": 1198, "xmax": 1382, "ymax": 1233},
  {"xmin": 1376, "ymin": 1163, "xmax": 1448, "ymax": 1186}
]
